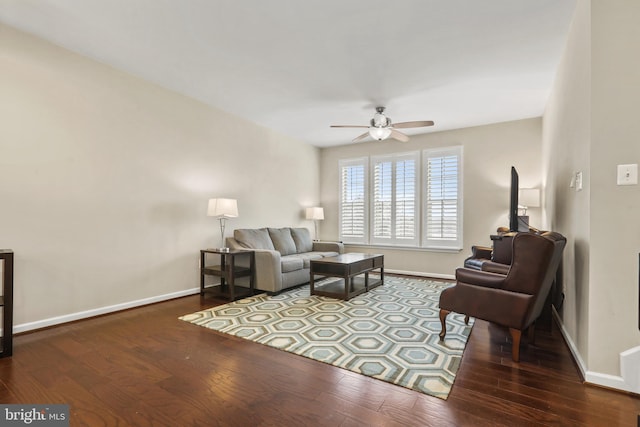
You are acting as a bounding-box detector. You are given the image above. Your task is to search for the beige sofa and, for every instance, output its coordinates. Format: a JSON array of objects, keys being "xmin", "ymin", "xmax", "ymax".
[{"xmin": 226, "ymin": 227, "xmax": 344, "ymax": 293}]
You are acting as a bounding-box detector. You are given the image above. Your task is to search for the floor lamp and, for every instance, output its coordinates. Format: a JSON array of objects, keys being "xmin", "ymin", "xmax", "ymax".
[
  {"xmin": 207, "ymin": 198, "xmax": 238, "ymax": 251},
  {"xmin": 305, "ymin": 207, "xmax": 324, "ymax": 241}
]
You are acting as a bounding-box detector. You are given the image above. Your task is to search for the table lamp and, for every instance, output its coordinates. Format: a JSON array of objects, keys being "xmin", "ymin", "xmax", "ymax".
[{"xmin": 207, "ymin": 198, "xmax": 238, "ymax": 251}]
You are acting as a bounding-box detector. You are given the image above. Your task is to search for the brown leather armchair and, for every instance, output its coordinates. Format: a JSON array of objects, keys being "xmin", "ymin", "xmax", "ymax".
[{"xmin": 439, "ymin": 231, "xmax": 566, "ymax": 362}]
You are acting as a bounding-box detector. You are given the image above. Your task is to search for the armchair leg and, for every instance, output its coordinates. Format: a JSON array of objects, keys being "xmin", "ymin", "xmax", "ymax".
[
  {"xmin": 509, "ymin": 328, "xmax": 522, "ymax": 362},
  {"xmin": 439, "ymin": 309, "xmax": 450, "ymax": 340}
]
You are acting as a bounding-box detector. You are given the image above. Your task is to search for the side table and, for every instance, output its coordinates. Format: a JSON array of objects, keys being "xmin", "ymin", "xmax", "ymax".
[
  {"xmin": 0, "ymin": 250, "xmax": 14, "ymax": 358},
  {"xmin": 200, "ymin": 249, "xmax": 255, "ymax": 301}
]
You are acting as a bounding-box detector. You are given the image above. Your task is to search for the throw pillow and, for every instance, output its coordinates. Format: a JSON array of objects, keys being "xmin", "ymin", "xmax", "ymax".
[
  {"xmin": 290, "ymin": 228, "xmax": 313, "ymax": 253},
  {"xmin": 268, "ymin": 228, "xmax": 297, "ymax": 255}
]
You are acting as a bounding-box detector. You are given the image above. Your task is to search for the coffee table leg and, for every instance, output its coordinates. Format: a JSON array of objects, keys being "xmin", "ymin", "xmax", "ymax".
[
  {"xmin": 310, "ymin": 270, "xmax": 315, "ymax": 295},
  {"xmin": 344, "ymin": 273, "xmax": 349, "ymax": 300}
]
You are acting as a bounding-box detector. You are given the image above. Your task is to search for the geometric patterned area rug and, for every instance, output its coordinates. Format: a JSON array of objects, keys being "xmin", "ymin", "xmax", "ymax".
[{"xmin": 179, "ymin": 276, "xmax": 474, "ymax": 400}]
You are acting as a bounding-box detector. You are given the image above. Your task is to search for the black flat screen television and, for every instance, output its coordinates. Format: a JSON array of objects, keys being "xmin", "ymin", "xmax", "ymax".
[{"xmin": 509, "ymin": 166, "xmax": 519, "ymax": 232}]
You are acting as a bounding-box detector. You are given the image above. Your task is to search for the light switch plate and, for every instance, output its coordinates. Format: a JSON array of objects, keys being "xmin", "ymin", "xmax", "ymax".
[{"xmin": 617, "ymin": 164, "xmax": 638, "ymax": 185}]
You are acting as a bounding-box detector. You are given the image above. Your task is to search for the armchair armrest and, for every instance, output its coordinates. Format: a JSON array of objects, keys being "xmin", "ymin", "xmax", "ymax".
[
  {"xmin": 455, "ymin": 267, "xmax": 506, "ymax": 289},
  {"xmin": 470, "ymin": 245, "xmax": 492, "ymax": 259},
  {"xmin": 312, "ymin": 241, "xmax": 344, "ymax": 254}
]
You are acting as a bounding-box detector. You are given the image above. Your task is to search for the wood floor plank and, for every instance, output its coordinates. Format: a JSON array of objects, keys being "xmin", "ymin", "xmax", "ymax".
[{"xmin": 1, "ymin": 288, "xmax": 638, "ymax": 426}]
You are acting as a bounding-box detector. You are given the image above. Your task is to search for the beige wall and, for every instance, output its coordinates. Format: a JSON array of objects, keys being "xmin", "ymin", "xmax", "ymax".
[
  {"xmin": 590, "ymin": 0, "xmax": 640, "ymax": 374},
  {"xmin": 0, "ymin": 24, "xmax": 320, "ymax": 329},
  {"xmin": 544, "ymin": 0, "xmax": 640, "ymax": 388},
  {"xmin": 320, "ymin": 118, "xmax": 542, "ymax": 277},
  {"xmin": 542, "ymin": 0, "xmax": 591, "ymax": 371}
]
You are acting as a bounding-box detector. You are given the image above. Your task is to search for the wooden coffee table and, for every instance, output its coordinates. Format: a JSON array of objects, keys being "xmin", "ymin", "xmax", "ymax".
[{"xmin": 309, "ymin": 253, "xmax": 384, "ymax": 300}]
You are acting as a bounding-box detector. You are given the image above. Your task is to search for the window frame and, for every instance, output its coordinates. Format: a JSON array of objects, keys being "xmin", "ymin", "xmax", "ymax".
[{"xmin": 337, "ymin": 146, "xmax": 463, "ymax": 250}]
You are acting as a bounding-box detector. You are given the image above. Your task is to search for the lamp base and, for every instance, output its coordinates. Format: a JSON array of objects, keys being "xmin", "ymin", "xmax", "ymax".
[{"xmin": 218, "ymin": 247, "xmax": 230, "ymax": 253}]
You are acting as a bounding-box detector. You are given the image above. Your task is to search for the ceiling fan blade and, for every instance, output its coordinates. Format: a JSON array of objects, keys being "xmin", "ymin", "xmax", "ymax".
[
  {"xmin": 352, "ymin": 132, "xmax": 370, "ymax": 143},
  {"xmin": 390, "ymin": 129, "xmax": 410, "ymax": 142},
  {"xmin": 392, "ymin": 120, "xmax": 435, "ymax": 129},
  {"xmin": 330, "ymin": 125, "xmax": 369, "ymax": 128}
]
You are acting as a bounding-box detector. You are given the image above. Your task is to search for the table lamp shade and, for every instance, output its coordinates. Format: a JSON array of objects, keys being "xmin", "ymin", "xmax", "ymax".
[
  {"xmin": 518, "ymin": 189, "xmax": 540, "ymax": 208},
  {"xmin": 207, "ymin": 198, "xmax": 238, "ymax": 218},
  {"xmin": 305, "ymin": 207, "xmax": 324, "ymax": 220}
]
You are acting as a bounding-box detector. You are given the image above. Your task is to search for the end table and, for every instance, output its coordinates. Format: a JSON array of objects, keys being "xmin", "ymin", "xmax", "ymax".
[
  {"xmin": 200, "ymin": 249, "xmax": 255, "ymax": 301},
  {"xmin": 0, "ymin": 250, "xmax": 14, "ymax": 358}
]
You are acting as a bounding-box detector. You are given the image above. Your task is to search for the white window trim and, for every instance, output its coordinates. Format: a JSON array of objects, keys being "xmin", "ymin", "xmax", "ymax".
[
  {"xmin": 421, "ymin": 146, "xmax": 463, "ymax": 250},
  {"xmin": 337, "ymin": 146, "xmax": 463, "ymax": 251}
]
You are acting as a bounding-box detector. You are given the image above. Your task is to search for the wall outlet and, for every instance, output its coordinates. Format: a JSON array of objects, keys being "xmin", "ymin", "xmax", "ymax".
[{"xmin": 617, "ymin": 164, "xmax": 638, "ymax": 185}]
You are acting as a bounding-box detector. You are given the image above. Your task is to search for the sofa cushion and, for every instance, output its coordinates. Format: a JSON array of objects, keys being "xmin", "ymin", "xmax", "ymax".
[
  {"xmin": 234, "ymin": 228, "xmax": 275, "ymax": 250},
  {"xmin": 291, "ymin": 227, "xmax": 313, "ymax": 253},
  {"xmin": 281, "ymin": 255, "xmax": 304, "ymax": 273},
  {"xmin": 268, "ymin": 228, "xmax": 297, "ymax": 255}
]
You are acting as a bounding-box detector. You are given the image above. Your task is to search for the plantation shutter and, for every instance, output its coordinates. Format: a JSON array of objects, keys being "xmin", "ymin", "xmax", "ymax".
[
  {"xmin": 373, "ymin": 160, "xmax": 392, "ymax": 239},
  {"xmin": 423, "ymin": 147, "xmax": 463, "ymax": 249},
  {"xmin": 339, "ymin": 158, "xmax": 368, "ymax": 244},
  {"xmin": 371, "ymin": 152, "xmax": 419, "ymax": 246}
]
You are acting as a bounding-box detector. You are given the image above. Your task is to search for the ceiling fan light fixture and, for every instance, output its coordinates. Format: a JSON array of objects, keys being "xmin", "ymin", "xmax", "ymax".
[
  {"xmin": 369, "ymin": 126, "xmax": 392, "ymax": 141},
  {"xmin": 371, "ymin": 111, "xmax": 390, "ymax": 127}
]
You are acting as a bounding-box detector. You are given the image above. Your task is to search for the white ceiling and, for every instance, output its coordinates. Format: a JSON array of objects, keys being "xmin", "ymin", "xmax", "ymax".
[{"xmin": 0, "ymin": 0, "xmax": 577, "ymax": 147}]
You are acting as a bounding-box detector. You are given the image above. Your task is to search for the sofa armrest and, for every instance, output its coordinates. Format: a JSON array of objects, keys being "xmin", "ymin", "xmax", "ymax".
[
  {"xmin": 455, "ymin": 267, "xmax": 506, "ymax": 290},
  {"xmin": 251, "ymin": 249, "xmax": 283, "ymax": 292},
  {"xmin": 312, "ymin": 241, "xmax": 344, "ymax": 254},
  {"xmin": 226, "ymin": 237, "xmax": 283, "ymax": 292}
]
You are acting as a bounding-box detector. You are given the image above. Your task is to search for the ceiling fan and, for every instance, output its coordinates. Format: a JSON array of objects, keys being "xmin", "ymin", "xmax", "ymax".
[{"xmin": 330, "ymin": 107, "xmax": 434, "ymax": 143}]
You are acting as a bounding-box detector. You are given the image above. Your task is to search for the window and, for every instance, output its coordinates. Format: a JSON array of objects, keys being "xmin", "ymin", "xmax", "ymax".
[
  {"xmin": 422, "ymin": 147, "xmax": 463, "ymax": 249},
  {"xmin": 338, "ymin": 158, "xmax": 368, "ymax": 244},
  {"xmin": 371, "ymin": 152, "xmax": 419, "ymax": 246},
  {"xmin": 338, "ymin": 146, "xmax": 462, "ymax": 249}
]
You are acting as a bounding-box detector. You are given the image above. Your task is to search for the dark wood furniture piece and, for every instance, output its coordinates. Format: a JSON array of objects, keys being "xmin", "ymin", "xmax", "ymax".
[
  {"xmin": 1, "ymin": 250, "xmax": 14, "ymax": 358},
  {"xmin": 310, "ymin": 253, "xmax": 383, "ymax": 300},
  {"xmin": 200, "ymin": 249, "xmax": 254, "ymax": 301}
]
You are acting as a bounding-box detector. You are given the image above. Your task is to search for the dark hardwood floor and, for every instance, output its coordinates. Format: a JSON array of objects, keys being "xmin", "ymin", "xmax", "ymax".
[{"xmin": 1, "ymin": 290, "xmax": 639, "ymax": 426}]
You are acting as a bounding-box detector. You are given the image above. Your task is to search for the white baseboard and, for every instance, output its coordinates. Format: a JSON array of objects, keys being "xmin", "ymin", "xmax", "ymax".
[
  {"xmin": 385, "ymin": 269, "xmax": 455, "ymax": 281},
  {"xmin": 552, "ymin": 307, "xmax": 587, "ymax": 379},
  {"xmin": 13, "ymin": 287, "xmax": 201, "ymax": 334},
  {"xmin": 552, "ymin": 308, "xmax": 639, "ymax": 394}
]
